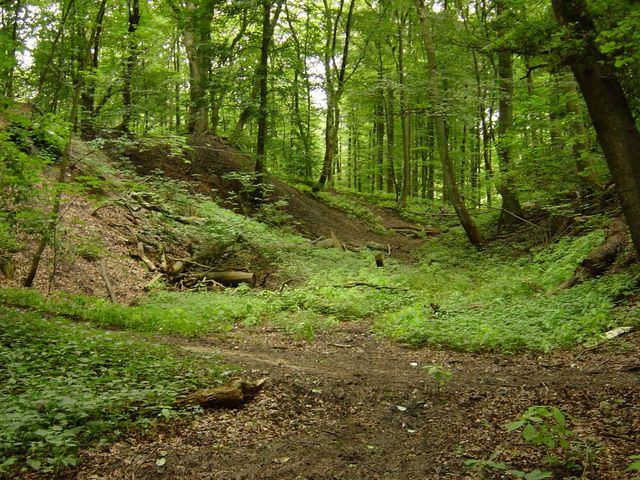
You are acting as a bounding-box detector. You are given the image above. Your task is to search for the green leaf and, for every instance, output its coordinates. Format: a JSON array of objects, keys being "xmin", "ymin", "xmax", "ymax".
[
  {"xmin": 524, "ymin": 469, "xmax": 553, "ymax": 480},
  {"xmin": 26, "ymin": 459, "xmax": 41, "ymax": 470},
  {"xmin": 506, "ymin": 420, "xmax": 525, "ymax": 432},
  {"xmin": 522, "ymin": 424, "xmax": 538, "ymax": 442},
  {"xmin": 551, "ymin": 408, "xmax": 566, "ymax": 428}
]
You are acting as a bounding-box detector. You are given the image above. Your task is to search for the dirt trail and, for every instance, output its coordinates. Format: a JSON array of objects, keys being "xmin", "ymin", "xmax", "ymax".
[{"xmin": 76, "ymin": 326, "xmax": 640, "ymax": 480}]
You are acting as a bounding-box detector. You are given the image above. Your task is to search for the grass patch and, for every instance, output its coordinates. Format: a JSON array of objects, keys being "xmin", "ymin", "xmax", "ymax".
[
  {"xmin": 314, "ymin": 191, "xmax": 389, "ymax": 235},
  {"xmin": 0, "ymin": 306, "xmax": 232, "ymax": 475},
  {"xmin": 375, "ymin": 232, "xmax": 640, "ymax": 352}
]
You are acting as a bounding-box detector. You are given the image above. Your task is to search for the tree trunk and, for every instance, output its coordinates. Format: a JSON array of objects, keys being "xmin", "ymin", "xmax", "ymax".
[
  {"xmin": 254, "ymin": 0, "xmax": 283, "ymax": 189},
  {"xmin": 79, "ymin": 0, "xmax": 108, "ymax": 138},
  {"xmin": 1, "ymin": 0, "xmax": 22, "ymax": 98},
  {"xmin": 495, "ymin": 0, "xmax": 522, "ymax": 229},
  {"xmin": 316, "ymin": 0, "xmax": 357, "ymax": 190},
  {"xmin": 121, "ymin": 0, "xmax": 141, "ymax": 133},
  {"xmin": 414, "ymin": 0, "xmax": 483, "ymax": 247},
  {"xmin": 384, "ymin": 86, "xmax": 398, "ymax": 197},
  {"xmin": 551, "ymin": 0, "xmax": 640, "ymax": 257},
  {"xmin": 397, "ymin": 12, "xmax": 411, "ymax": 208}
]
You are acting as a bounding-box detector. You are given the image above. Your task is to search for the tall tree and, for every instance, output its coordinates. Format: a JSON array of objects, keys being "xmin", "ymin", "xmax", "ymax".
[
  {"xmin": 494, "ymin": 0, "xmax": 522, "ymax": 228},
  {"xmin": 316, "ymin": 0, "xmax": 357, "ymax": 189},
  {"xmin": 414, "ymin": 0, "xmax": 483, "ymax": 247},
  {"xmin": 552, "ymin": 0, "xmax": 640, "ymax": 256},
  {"xmin": 255, "ymin": 0, "xmax": 284, "ymax": 183},
  {"xmin": 121, "ymin": 0, "xmax": 141, "ymax": 133},
  {"xmin": 0, "ymin": 0, "xmax": 22, "ymax": 98},
  {"xmin": 172, "ymin": 0, "xmax": 216, "ymax": 136}
]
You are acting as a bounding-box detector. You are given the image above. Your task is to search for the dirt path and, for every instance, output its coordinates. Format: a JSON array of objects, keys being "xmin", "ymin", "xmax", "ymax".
[{"xmin": 76, "ymin": 326, "xmax": 640, "ymax": 480}]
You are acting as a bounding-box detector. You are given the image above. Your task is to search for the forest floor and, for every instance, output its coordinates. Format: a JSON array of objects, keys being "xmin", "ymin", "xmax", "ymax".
[
  {"xmin": 75, "ymin": 323, "xmax": 640, "ymax": 479},
  {"xmin": 4, "ymin": 136, "xmax": 639, "ymax": 479}
]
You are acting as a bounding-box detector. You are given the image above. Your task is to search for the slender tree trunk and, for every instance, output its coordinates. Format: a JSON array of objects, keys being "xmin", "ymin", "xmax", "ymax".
[
  {"xmin": 385, "ymin": 86, "xmax": 398, "ymax": 198},
  {"xmin": 552, "ymin": 0, "xmax": 640, "ymax": 256},
  {"xmin": 397, "ymin": 12, "xmax": 411, "ymax": 208},
  {"xmin": 374, "ymin": 94, "xmax": 385, "ymax": 192},
  {"xmin": 495, "ymin": 0, "xmax": 522, "ymax": 228},
  {"xmin": 79, "ymin": 0, "xmax": 108, "ymax": 138},
  {"xmin": 415, "ymin": 0, "xmax": 483, "ymax": 247},
  {"xmin": 121, "ymin": 0, "xmax": 141, "ymax": 133},
  {"xmin": 255, "ymin": 0, "xmax": 272, "ymax": 178},
  {"xmin": 1, "ymin": 0, "xmax": 22, "ymax": 98},
  {"xmin": 317, "ymin": 0, "xmax": 356, "ymax": 190}
]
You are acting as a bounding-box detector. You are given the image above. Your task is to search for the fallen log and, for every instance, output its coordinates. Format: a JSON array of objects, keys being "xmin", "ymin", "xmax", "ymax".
[
  {"xmin": 184, "ymin": 270, "xmax": 256, "ymax": 287},
  {"xmin": 175, "ymin": 377, "xmax": 267, "ymax": 409},
  {"xmin": 560, "ymin": 218, "xmax": 629, "ymax": 289},
  {"xmin": 99, "ymin": 260, "xmax": 117, "ymax": 303},
  {"xmin": 313, "ymin": 230, "xmax": 342, "ymax": 249},
  {"xmin": 132, "ymin": 242, "xmax": 156, "ymax": 272}
]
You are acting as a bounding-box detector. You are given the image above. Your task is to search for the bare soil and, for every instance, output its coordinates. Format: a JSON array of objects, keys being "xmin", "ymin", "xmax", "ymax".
[{"xmin": 76, "ymin": 326, "xmax": 640, "ymax": 479}]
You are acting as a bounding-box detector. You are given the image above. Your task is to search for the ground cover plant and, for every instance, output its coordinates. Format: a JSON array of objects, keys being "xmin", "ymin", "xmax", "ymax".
[
  {"xmin": 375, "ymin": 230, "xmax": 640, "ymax": 352},
  {"xmin": 0, "ymin": 306, "xmax": 232, "ymax": 476}
]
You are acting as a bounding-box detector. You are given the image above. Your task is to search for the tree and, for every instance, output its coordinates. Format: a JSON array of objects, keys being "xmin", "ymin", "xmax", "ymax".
[
  {"xmin": 551, "ymin": 0, "xmax": 640, "ymax": 256},
  {"xmin": 255, "ymin": 0, "xmax": 284, "ymax": 184},
  {"xmin": 316, "ymin": 0, "xmax": 357, "ymax": 189},
  {"xmin": 494, "ymin": 0, "xmax": 522, "ymax": 228},
  {"xmin": 414, "ymin": 0, "xmax": 484, "ymax": 247},
  {"xmin": 121, "ymin": 0, "xmax": 141, "ymax": 133}
]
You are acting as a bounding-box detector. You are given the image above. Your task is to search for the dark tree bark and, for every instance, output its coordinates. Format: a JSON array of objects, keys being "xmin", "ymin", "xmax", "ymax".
[
  {"xmin": 121, "ymin": 0, "xmax": 141, "ymax": 133},
  {"xmin": 79, "ymin": 0, "xmax": 108, "ymax": 137},
  {"xmin": 552, "ymin": 0, "xmax": 640, "ymax": 256},
  {"xmin": 1, "ymin": 0, "xmax": 22, "ymax": 98},
  {"xmin": 254, "ymin": 0, "xmax": 283, "ymax": 188}
]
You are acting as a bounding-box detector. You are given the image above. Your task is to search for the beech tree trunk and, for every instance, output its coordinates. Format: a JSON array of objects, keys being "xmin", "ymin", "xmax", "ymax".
[
  {"xmin": 495, "ymin": 0, "xmax": 522, "ymax": 228},
  {"xmin": 552, "ymin": 0, "xmax": 640, "ymax": 257},
  {"xmin": 121, "ymin": 0, "xmax": 141, "ymax": 133},
  {"xmin": 414, "ymin": 0, "xmax": 483, "ymax": 247},
  {"xmin": 317, "ymin": 0, "xmax": 356, "ymax": 190},
  {"xmin": 79, "ymin": 0, "xmax": 108, "ymax": 138}
]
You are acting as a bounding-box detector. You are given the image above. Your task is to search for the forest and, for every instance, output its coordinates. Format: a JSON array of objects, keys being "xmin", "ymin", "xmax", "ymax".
[{"xmin": 1, "ymin": 0, "xmax": 639, "ymax": 478}]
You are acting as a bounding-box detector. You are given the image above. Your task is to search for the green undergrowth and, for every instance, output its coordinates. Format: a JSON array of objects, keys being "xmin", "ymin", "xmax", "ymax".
[
  {"xmin": 312, "ymin": 190, "xmax": 389, "ymax": 235},
  {"xmin": 375, "ymin": 231, "xmax": 640, "ymax": 352},
  {"xmin": 2, "ymin": 226, "xmax": 637, "ymax": 350},
  {"xmin": 0, "ymin": 306, "xmax": 232, "ymax": 475}
]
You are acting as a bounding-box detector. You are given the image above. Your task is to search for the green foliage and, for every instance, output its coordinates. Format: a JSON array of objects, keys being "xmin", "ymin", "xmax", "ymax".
[
  {"xmin": 315, "ymin": 190, "xmax": 389, "ymax": 235},
  {"xmin": 464, "ymin": 453, "xmax": 552, "ymax": 480},
  {"xmin": 468, "ymin": 405, "xmax": 599, "ymax": 479},
  {"xmin": 627, "ymin": 454, "xmax": 640, "ymax": 479},
  {"xmin": 375, "ymin": 232, "xmax": 639, "ymax": 352},
  {"xmin": 506, "ymin": 406, "xmax": 600, "ymax": 473},
  {"xmin": 0, "ymin": 306, "xmax": 229, "ymax": 475},
  {"xmin": 423, "ymin": 364, "xmax": 452, "ymax": 387},
  {"xmin": 506, "ymin": 406, "xmax": 572, "ymax": 450}
]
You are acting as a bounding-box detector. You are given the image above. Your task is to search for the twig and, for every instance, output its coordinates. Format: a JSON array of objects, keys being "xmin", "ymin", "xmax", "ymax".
[
  {"xmin": 100, "ymin": 260, "xmax": 117, "ymax": 302},
  {"xmin": 335, "ymin": 282, "xmax": 405, "ymax": 291},
  {"xmin": 330, "ymin": 343, "xmax": 353, "ymax": 349},
  {"xmin": 130, "ymin": 445, "xmax": 161, "ymax": 479}
]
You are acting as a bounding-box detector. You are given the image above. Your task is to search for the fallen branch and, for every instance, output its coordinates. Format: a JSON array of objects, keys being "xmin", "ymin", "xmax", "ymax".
[
  {"xmin": 132, "ymin": 241, "xmax": 157, "ymax": 272},
  {"xmin": 175, "ymin": 377, "xmax": 267, "ymax": 409},
  {"xmin": 335, "ymin": 282, "xmax": 404, "ymax": 291},
  {"xmin": 559, "ymin": 218, "xmax": 629, "ymax": 289},
  {"xmin": 99, "ymin": 260, "xmax": 117, "ymax": 303}
]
